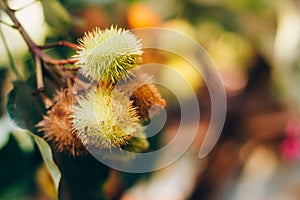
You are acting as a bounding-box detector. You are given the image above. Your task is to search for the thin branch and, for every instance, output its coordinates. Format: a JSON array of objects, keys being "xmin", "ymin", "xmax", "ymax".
[
  {"xmin": 1, "ymin": 0, "xmax": 81, "ymax": 107},
  {"xmin": 39, "ymin": 91, "xmax": 54, "ymax": 109},
  {"xmin": 13, "ymin": 0, "xmax": 38, "ymax": 12},
  {"xmin": 0, "ymin": 1, "xmax": 39, "ymax": 57},
  {"xmin": 0, "ymin": 1, "xmax": 78, "ymax": 66},
  {"xmin": 39, "ymin": 41, "xmax": 80, "ymax": 51},
  {"xmin": 35, "ymin": 56, "xmax": 53, "ymax": 108},
  {"xmin": 35, "ymin": 55, "xmax": 44, "ymax": 90},
  {"xmin": 0, "ymin": 20, "xmax": 17, "ymax": 28},
  {"xmin": 43, "ymin": 57, "xmax": 79, "ymax": 65},
  {"xmin": 0, "ymin": 24, "xmax": 22, "ymax": 79}
]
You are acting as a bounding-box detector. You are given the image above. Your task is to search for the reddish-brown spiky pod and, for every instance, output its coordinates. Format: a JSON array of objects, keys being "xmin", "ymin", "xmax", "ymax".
[{"xmin": 37, "ymin": 88, "xmax": 86, "ymax": 156}]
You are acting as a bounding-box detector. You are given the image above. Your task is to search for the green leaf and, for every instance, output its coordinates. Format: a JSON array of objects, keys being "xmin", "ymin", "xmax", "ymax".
[
  {"xmin": 6, "ymin": 80, "xmax": 46, "ymax": 136},
  {"xmin": 30, "ymin": 132, "xmax": 61, "ymax": 196},
  {"xmin": 41, "ymin": 0, "xmax": 72, "ymax": 34},
  {"xmin": 6, "ymin": 73, "xmax": 59, "ymax": 135},
  {"xmin": 6, "ymin": 78, "xmax": 61, "ymax": 197},
  {"xmin": 0, "ymin": 135, "xmax": 40, "ymax": 199}
]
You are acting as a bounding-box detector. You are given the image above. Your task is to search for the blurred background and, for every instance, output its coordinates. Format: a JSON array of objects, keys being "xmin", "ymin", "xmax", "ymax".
[{"xmin": 1, "ymin": 0, "xmax": 300, "ymax": 199}]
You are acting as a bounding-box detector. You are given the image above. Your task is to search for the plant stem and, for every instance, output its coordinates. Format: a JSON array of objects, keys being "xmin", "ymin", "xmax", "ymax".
[
  {"xmin": 13, "ymin": 0, "xmax": 38, "ymax": 11},
  {"xmin": 0, "ymin": 1, "xmax": 77, "ymax": 66},
  {"xmin": 0, "ymin": 19, "xmax": 16, "ymax": 28},
  {"xmin": 0, "ymin": 0, "xmax": 81, "ymax": 105},
  {"xmin": 35, "ymin": 55, "xmax": 44, "ymax": 90},
  {"xmin": 0, "ymin": 1, "xmax": 38, "ymax": 56},
  {"xmin": 35, "ymin": 55, "xmax": 53, "ymax": 108},
  {"xmin": 0, "ymin": 24, "xmax": 22, "ymax": 79},
  {"xmin": 39, "ymin": 41, "xmax": 79, "ymax": 51},
  {"xmin": 0, "ymin": 0, "xmax": 78, "ymax": 106}
]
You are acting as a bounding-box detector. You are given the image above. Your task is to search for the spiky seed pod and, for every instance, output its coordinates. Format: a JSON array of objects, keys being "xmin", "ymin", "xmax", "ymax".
[
  {"xmin": 132, "ymin": 83, "xmax": 166, "ymax": 122},
  {"xmin": 72, "ymin": 88, "xmax": 143, "ymax": 150},
  {"xmin": 118, "ymin": 73, "xmax": 166, "ymax": 122},
  {"xmin": 37, "ymin": 88, "xmax": 86, "ymax": 156},
  {"xmin": 75, "ymin": 26, "xmax": 142, "ymax": 83}
]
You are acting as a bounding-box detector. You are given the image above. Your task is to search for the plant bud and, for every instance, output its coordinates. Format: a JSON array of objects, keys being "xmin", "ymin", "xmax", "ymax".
[
  {"xmin": 75, "ymin": 26, "xmax": 142, "ymax": 83},
  {"xmin": 37, "ymin": 88, "xmax": 86, "ymax": 156},
  {"xmin": 72, "ymin": 88, "xmax": 143, "ymax": 150}
]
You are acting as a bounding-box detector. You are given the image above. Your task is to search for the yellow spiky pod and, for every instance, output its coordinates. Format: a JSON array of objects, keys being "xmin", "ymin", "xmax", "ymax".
[
  {"xmin": 72, "ymin": 88, "xmax": 144, "ymax": 150},
  {"xmin": 75, "ymin": 26, "xmax": 142, "ymax": 83}
]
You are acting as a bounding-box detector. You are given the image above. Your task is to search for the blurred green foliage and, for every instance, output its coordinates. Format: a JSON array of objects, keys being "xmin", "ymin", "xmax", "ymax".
[{"xmin": 0, "ymin": 135, "xmax": 42, "ymax": 200}]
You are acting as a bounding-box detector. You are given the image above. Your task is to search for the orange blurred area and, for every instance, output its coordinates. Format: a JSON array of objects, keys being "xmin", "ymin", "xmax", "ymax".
[{"xmin": 127, "ymin": 2, "xmax": 161, "ymax": 28}]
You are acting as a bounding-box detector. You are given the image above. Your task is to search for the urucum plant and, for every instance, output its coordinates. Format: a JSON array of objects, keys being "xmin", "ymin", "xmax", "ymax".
[
  {"xmin": 0, "ymin": 1, "xmax": 165, "ymax": 198},
  {"xmin": 37, "ymin": 26, "xmax": 166, "ymax": 155}
]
